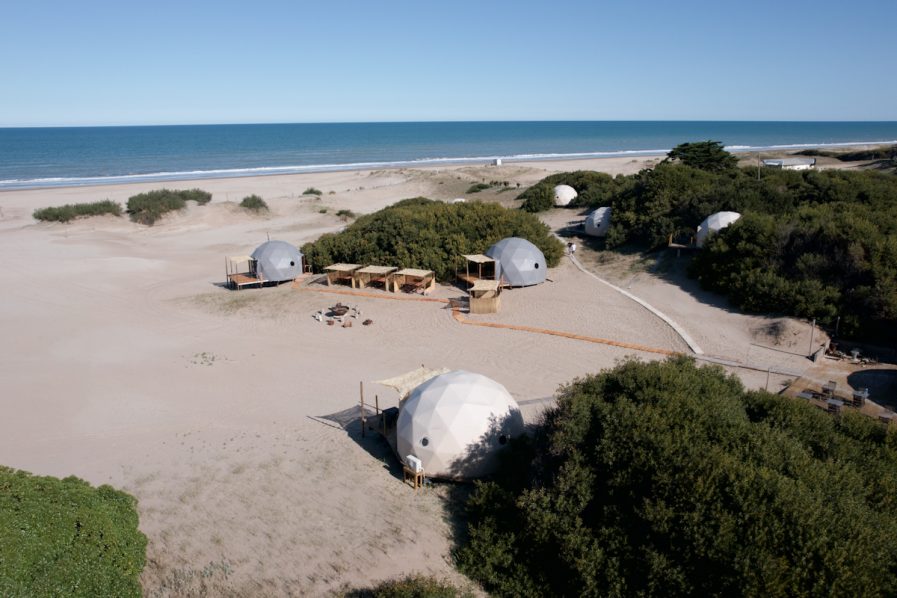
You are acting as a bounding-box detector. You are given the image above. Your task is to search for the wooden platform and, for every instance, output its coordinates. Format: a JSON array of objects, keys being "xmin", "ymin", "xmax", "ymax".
[{"xmin": 228, "ymin": 273, "xmax": 266, "ymax": 288}]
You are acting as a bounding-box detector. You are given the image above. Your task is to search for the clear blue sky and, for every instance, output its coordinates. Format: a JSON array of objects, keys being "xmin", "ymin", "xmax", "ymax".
[{"xmin": 2, "ymin": 0, "xmax": 895, "ymax": 126}]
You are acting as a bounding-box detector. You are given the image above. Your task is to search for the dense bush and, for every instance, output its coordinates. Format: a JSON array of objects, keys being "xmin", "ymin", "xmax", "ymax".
[
  {"xmin": 126, "ymin": 188, "xmax": 212, "ymax": 225},
  {"xmin": 0, "ymin": 467, "xmax": 147, "ymax": 597},
  {"xmin": 303, "ymin": 187, "xmax": 323, "ymax": 196},
  {"xmin": 519, "ymin": 158, "xmax": 897, "ymax": 338},
  {"xmin": 33, "ymin": 200, "xmax": 122, "ymax": 223},
  {"xmin": 346, "ymin": 574, "xmax": 471, "ymax": 597},
  {"xmin": 665, "ymin": 140, "xmax": 738, "ymax": 171},
  {"xmin": 302, "ymin": 198, "xmax": 564, "ymax": 279},
  {"xmin": 239, "ymin": 194, "xmax": 269, "ymax": 212},
  {"xmin": 517, "ymin": 170, "xmax": 631, "ymax": 212},
  {"xmin": 466, "ymin": 183, "xmax": 491, "ymax": 194},
  {"xmin": 457, "ymin": 357, "xmax": 897, "ymax": 597}
]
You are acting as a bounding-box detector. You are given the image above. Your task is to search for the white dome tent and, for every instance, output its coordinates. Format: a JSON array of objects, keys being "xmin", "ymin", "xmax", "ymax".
[
  {"xmin": 251, "ymin": 240, "xmax": 304, "ymax": 282},
  {"xmin": 396, "ymin": 370, "xmax": 525, "ymax": 479},
  {"xmin": 584, "ymin": 206, "xmax": 612, "ymax": 237},
  {"xmin": 553, "ymin": 184, "xmax": 577, "ymax": 206},
  {"xmin": 695, "ymin": 211, "xmax": 741, "ymax": 248},
  {"xmin": 485, "ymin": 237, "xmax": 547, "ymax": 287}
]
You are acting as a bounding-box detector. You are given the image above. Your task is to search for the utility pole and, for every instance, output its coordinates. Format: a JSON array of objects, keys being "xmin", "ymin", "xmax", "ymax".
[{"xmin": 757, "ymin": 152, "xmax": 761, "ymax": 180}]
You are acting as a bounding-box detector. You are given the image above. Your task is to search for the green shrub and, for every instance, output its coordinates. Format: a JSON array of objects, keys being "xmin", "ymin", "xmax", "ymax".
[
  {"xmin": 33, "ymin": 200, "xmax": 122, "ymax": 223},
  {"xmin": 665, "ymin": 140, "xmax": 738, "ymax": 171},
  {"xmin": 457, "ymin": 357, "xmax": 897, "ymax": 597},
  {"xmin": 126, "ymin": 188, "xmax": 211, "ymax": 225},
  {"xmin": 466, "ymin": 183, "xmax": 491, "ymax": 194},
  {"xmin": 303, "ymin": 187, "xmax": 323, "ymax": 196},
  {"xmin": 239, "ymin": 194, "xmax": 269, "ymax": 212},
  {"xmin": 346, "ymin": 574, "xmax": 471, "ymax": 597},
  {"xmin": 519, "ymin": 160, "xmax": 897, "ymax": 340},
  {"xmin": 335, "ymin": 208, "xmax": 357, "ymax": 221},
  {"xmin": 517, "ymin": 170, "xmax": 628, "ymax": 212},
  {"xmin": 302, "ymin": 198, "xmax": 564, "ymax": 280},
  {"xmin": 0, "ymin": 467, "xmax": 147, "ymax": 597}
]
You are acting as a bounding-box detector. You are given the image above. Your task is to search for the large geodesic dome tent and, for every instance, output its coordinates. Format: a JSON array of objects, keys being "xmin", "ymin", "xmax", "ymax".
[
  {"xmin": 554, "ymin": 184, "xmax": 577, "ymax": 206},
  {"xmin": 396, "ymin": 370, "xmax": 525, "ymax": 479},
  {"xmin": 251, "ymin": 240, "xmax": 304, "ymax": 282},
  {"xmin": 485, "ymin": 237, "xmax": 547, "ymax": 287},
  {"xmin": 695, "ymin": 211, "xmax": 741, "ymax": 248},
  {"xmin": 584, "ymin": 206, "xmax": 612, "ymax": 237}
]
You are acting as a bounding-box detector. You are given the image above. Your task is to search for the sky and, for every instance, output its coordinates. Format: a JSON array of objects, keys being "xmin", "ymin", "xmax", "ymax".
[{"xmin": 2, "ymin": 0, "xmax": 895, "ymax": 126}]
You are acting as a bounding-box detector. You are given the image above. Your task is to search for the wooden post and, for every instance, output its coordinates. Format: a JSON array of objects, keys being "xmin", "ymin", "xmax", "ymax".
[
  {"xmin": 765, "ymin": 366, "xmax": 771, "ymax": 392},
  {"xmin": 375, "ymin": 394, "xmax": 380, "ymax": 435},
  {"xmin": 808, "ymin": 319, "xmax": 816, "ymax": 357},
  {"xmin": 360, "ymin": 381, "xmax": 365, "ymax": 438}
]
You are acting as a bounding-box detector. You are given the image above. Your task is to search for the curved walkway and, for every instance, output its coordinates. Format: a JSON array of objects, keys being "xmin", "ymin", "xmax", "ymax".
[{"xmin": 565, "ymin": 251, "xmax": 705, "ymax": 355}]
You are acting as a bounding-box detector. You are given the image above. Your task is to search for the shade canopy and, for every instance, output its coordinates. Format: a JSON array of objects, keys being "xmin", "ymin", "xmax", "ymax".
[
  {"xmin": 554, "ymin": 184, "xmax": 577, "ymax": 206},
  {"xmin": 250, "ymin": 240, "xmax": 303, "ymax": 282},
  {"xmin": 396, "ymin": 370, "xmax": 524, "ymax": 479},
  {"xmin": 584, "ymin": 206, "xmax": 612, "ymax": 237},
  {"xmin": 486, "ymin": 237, "xmax": 547, "ymax": 287},
  {"xmin": 696, "ymin": 211, "xmax": 742, "ymax": 248}
]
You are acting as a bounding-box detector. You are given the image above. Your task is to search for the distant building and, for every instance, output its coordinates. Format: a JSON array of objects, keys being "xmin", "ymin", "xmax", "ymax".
[{"xmin": 762, "ymin": 157, "xmax": 817, "ymax": 170}]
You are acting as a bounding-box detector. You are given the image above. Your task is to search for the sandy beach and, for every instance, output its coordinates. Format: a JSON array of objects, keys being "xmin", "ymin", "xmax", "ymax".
[{"xmin": 0, "ymin": 155, "xmax": 827, "ymax": 595}]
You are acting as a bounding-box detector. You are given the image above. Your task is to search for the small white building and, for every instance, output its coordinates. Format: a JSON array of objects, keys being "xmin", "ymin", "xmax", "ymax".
[{"xmin": 762, "ymin": 157, "xmax": 816, "ymax": 170}]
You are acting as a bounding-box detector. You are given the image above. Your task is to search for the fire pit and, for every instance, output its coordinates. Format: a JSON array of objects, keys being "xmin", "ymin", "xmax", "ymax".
[{"xmin": 329, "ymin": 303, "xmax": 350, "ymax": 317}]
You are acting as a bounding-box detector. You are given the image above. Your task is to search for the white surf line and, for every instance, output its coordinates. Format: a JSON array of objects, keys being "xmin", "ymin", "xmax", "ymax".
[{"xmin": 564, "ymin": 250, "xmax": 705, "ymax": 355}]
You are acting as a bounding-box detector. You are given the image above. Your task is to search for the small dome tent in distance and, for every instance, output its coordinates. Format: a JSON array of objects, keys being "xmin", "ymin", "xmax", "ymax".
[
  {"xmin": 485, "ymin": 237, "xmax": 547, "ymax": 287},
  {"xmin": 553, "ymin": 184, "xmax": 577, "ymax": 206},
  {"xmin": 695, "ymin": 211, "xmax": 741, "ymax": 248},
  {"xmin": 251, "ymin": 240, "xmax": 304, "ymax": 281},
  {"xmin": 396, "ymin": 370, "xmax": 525, "ymax": 480},
  {"xmin": 584, "ymin": 206, "xmax": 612, "ymax": 237}
]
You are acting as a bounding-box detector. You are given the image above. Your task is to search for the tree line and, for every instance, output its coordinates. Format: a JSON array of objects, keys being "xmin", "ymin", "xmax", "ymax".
[{"xmin": 517, "ymin": 142, "xmax": 897, "ymax": 340}]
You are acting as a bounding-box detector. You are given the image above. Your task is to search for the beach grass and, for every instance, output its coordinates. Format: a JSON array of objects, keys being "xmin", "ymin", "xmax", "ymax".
[
  {"xmin": 126, "ymin": 188, "xmax": 211, "ymax": 225},
  {"xmin": 239, "ymin": 194, "xmax": 269, "ymax": 212},
  {"xmin": 33, "ymin": 200, "xmax": 122, "ymax": 223}
]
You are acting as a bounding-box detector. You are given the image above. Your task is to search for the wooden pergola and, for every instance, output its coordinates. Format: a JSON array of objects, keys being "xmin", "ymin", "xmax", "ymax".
[
  {"xmin": 324, "ymin": 263, "xmax": 362, "ymax": 287},
  {"xmin": 225, "ymin": 255, "xmax": 265, "ymax": 289},
  {"xmin": 353, "ymin": 265, "xmax": 397, "ymax": 290},
  {"xmin": 393, "ymin": 268, "xmax": 436, "ymax": 295},
  {"xmin": 460, "ymin": 254, "xmax": 496, "ymax": 288},
  {"xmin": 468, "ymin": 279, "xmax": 501, "ymax": 314}
]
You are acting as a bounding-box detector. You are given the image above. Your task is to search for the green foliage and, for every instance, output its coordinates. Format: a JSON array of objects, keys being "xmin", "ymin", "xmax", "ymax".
[
  {"xmin": 335, "ymin": 208, "xmax": 357, "ymax": 221},
  {"xmin": 457, "ymin": 358, "xmax": 897, "ymax": 597},
  {"xmin": 466, "ymin": 183, "xmax": 491, "ymax": 194},
  {"xmin": 519, "ymin": 158, "xmax": 897, "ymax": 339},
  {"xmin": 666, "ymin": 140, "xmax": 738, "ymax": 171},
  {"xmin": 303, "ymin": 187, "xmax": 323, "ymax": 196},
  {"xmin": 0, "ymin": 467, "xmax": 147, "ymax": 597},
  {"xmin": 302, "ymin": 198, "xmax": 564, "ymax": 280},
  {"xmin": 517, "ymin": 170, "xmax": 632, "ymax": 212},
  {"xmin": 126, "ymin": 188, "xmax": 211, "ymax": 225},
  {"xmin": 346, "ymin": 574, "xmax": 472, "ymax": 597},
  {"xmin": 32, "ymin": 200, "xmax": 122, "ymax": 223},
  {"xmin": 239, "ymin": 194, "xmax": 269, "ymax": 212},
  {"xmin": 240, "ymin": 194, "xmax": 268, "ymax": 212}
]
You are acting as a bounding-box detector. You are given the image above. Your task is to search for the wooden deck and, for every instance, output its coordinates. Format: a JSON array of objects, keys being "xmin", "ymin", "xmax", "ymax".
[{"xmin": 228, "ymin": 273, "xmax": 265, "ymax": 288}]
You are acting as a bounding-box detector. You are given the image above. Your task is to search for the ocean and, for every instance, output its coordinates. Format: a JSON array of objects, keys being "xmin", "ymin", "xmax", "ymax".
[{"xmin": 1, "ymin": 121, "xmax": 896, "ymax": 190}]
